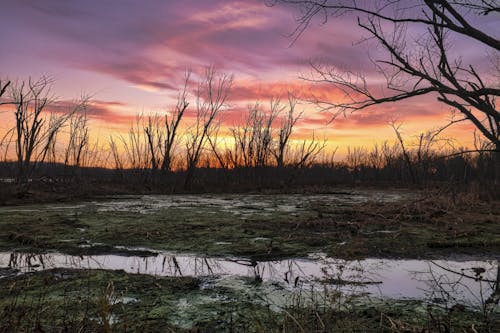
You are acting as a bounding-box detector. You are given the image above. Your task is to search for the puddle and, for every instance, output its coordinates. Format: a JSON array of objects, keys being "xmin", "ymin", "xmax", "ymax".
[{"xmin": 1, "ymin": 251, "xmax": 497, "ymax": 306}]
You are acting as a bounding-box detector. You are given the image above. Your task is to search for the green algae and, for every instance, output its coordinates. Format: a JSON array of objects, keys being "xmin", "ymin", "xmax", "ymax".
[
  {"xmin": 1, "ymin": 268, "xmax": 496, "ymax": 332},
  {"xmin": 0, "ymin": 269, "xmax": 296, "ymax": 332},
  {"xmin": 1, "ymin": 191, "xmax": 499, "ymax": 332},
  {"xmin": 0, "ymin": 192, "xmax": 499, "ymax": 261}
]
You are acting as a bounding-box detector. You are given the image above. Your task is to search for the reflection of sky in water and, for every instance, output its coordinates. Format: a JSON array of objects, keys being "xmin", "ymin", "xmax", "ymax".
[
  {"xmin": 1, "ymin": 251, "xmax": 497, "ymax": 306},
  {"xmin": 0, "ymin": 192, "xmax": 494, "ymax": 309}
]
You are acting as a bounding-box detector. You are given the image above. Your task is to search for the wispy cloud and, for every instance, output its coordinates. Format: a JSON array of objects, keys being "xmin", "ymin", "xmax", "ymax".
[
  {"xmin": 48, "ymin": 100, "xmax": 135, "ymax": 124},
  {"xmin": 0, "ymin": 0, "xmax": 486, "ymax": 146}
]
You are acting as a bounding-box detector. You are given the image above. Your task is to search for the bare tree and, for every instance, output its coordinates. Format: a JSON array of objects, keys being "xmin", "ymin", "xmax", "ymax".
[
  {"xmin": 317, "ymin": 146, "xmax": 338, "ymax": 168},
  {"xmin": 184, "ymin": 67, "xmax": 233, "ymax": 188},
  {"xmin": 161, "ymin": 72, "xmax": 190, "ymax": 172},
  {"xmin": 270, "ymin": 0, "xmax": 499, "ymax": 182},
  {"xmin": 0, "ymin": 80, "xmax": 10, "ymax": 103},
  {"xmin": 0, "ymin": 80, "xmax": 12, "ymax": 160},
  {"xmin": 64, "ymin": 97, "xmax": 90, "ymax": 169},
  {"xmin": 143, "ymin": 114, "xmax": 162, "ymax": 172},
  {"xmin": 346, "ymin": 146, "xmax": 367, "ymax": 180},
  {"xmin": 144, "ymin": 72, "xmax": 190, "ymax": 174},
  {"xmin": 391, "ymin": 122, "xmax": 418, "ymax": 184},
  {"xmin": 290, "ymin": 133, "xmax": 326, "ymax": 168},
  {"xmin": 107, "ymin": 114, "xmax": 152, "ymax": 183},
  {"xmin": 207, "ymin": 120, "xmax": 231, "ymax": 169},
  {"xmin": 381, "ymin": 141, "xmax": 401, "ymax": 174},
  {"xmin": 122, "ymin": 115, "xmax": 151, "ymax": 171},
  {"xmin": 368, "ymin": 143, "xmax": 383, "ymax": 171},
  {"xmin": 273, "ymin": 94, "xmax": 303, "ymax": 168},
  {"xmin": 231, "ymin": 100, "xmax": 281, "ymax": 168},
  {"xmin": 9, "ymin": 77, "xmax": 73, "ymax": 188},
  {"xmin": 109, "ymin": 136, "xmax": 124, "ymax": 173}
]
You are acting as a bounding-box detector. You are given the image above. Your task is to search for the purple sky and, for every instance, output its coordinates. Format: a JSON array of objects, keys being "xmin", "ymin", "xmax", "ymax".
[{"xmin": 1, "ymin": 0, "xmax": 498, "ymax": 149}]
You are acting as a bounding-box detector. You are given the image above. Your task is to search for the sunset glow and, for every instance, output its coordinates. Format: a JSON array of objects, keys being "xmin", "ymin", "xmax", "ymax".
[
  {"xmin": 0, "ymin": 2, "xmax": 499, "ymax": 329},
  {"xmin": 1, "ymin": 0, "xmax": 497, "ymax": 163}
]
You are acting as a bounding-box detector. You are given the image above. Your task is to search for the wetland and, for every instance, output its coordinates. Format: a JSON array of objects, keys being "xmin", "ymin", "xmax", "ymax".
[{"xmin": 1, "ymin": 189, "xmax": 499, "ymax": 332}]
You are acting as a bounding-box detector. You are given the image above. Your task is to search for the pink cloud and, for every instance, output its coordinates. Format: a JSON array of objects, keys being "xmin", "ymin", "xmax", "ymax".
[{"xmin": 48, "ymin": 100, "xmax": 135, "ymax": 124}]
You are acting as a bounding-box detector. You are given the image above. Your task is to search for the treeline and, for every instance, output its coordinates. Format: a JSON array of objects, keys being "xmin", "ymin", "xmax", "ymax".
[
  {"xmin": 0, "ymin": 142, "xmax": 495, "ymax": 191},
  {"xmin": 0, "ymin": 72, "xmax": 497, "ymax": 195}
]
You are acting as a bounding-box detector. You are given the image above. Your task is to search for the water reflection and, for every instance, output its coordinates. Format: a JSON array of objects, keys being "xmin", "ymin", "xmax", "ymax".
[
  {"xmin": 0, "ymin": 251, "xmax": 498, "ymax": 306},
  {"xmin": 410, "ymin": 260, "xmax": 499, "ymax": 314}
]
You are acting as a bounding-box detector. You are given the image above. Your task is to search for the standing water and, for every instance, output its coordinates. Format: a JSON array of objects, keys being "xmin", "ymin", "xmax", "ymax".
[{"xmin": 1, "ymin": 251, "xmax": 497, "ymax": 307}]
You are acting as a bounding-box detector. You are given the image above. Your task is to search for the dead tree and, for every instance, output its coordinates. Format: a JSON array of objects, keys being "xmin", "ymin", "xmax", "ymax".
[
  {"xmin": 122, "ymin": 115, "xmax": 151, "ymax": 171},
  {"xmin": 390, "ymin": 117, "xmax": 466, "ymax": 183},
  {"xmin": 144, "ymin": 115, "xmax": 161, "ymax": 172},
  {"xmin": 10, "ymin": 77, "xmax": 73, "ymax": 188},
  {"xmin": 207, "ymin": 120, "xmax": 231, "ymax": 169},
  {"xmin": 346, "ymin": 146, "xmax": 367, "ymax": 180},
  {"xmin": 391, "ymin": 122, "xmax": 417, "ymax": 184},
  {"xmin": 0, "ymin": 80, "xmax": 10, "ymax": 103},
  {"xmin": 144, "ymin": 73, "xmax": 191, "ymax": 174},
  {"xmin": 0, "ymin": 80, "xmax": 12, "ymax": 160},
  {"xmin": 184, "ymin": 67, "xmax": 233, "ymax": 188},
  {"xmin": 231, "ymin": 100, "xmax": 281, "ymax": 168},
  {"xmin": 271, "ymin": 0, "xmax": 499, "ymax": 183},
  {"xmin": 381, "ymin": 141, "xmax": 401, "ymax": 175},
  {"xmin": 273, "ymin": 94, "xmax": 303, "ymax": 168},
  {"xmin": 64, "ymin": 97, "xmax": 90, "ymax": 169},
  {"xmin": 161, "ymin": 73, "xmax": 190, "ymax": 172},
  {"xmin": 109, "ymin": 136, "xmax": 124, "ymax": 175},
  {"xmin": 291, "ymin": 133, "xmax": 326, "ymax": 169}
]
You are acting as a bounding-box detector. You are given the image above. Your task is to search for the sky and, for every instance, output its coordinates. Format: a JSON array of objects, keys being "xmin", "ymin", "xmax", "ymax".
[{"xmin": 0, "ymin": 0, "xmax": 498, "ymax": 159}]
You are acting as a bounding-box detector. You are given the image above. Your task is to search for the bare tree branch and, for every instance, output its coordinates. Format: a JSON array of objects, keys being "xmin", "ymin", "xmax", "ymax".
[{"xmin": 271, "ymin": 0, "xmax": 499, "ymax": 181}]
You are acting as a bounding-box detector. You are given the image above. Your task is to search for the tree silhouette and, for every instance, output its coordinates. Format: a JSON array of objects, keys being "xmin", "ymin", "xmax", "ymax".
[
  {"xmin": 270, "ymin": 0, "xmax": 499, "ymax": 182},
  {"xmin": 9, "ymin": 77, "xmax": 75, "ymax": 189},
  {"xmin": 184, "ymin": 67, "xmax": 233, "ymax": 188},
  {"xmin": 0, "ymin": 80, "xmax": 10, "ymax": 101}
]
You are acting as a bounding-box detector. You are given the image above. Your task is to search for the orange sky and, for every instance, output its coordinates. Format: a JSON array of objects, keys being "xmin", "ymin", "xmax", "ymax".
[{"xmin": 0, "ymin": 1, "xmax": 496, "ymax": 163}]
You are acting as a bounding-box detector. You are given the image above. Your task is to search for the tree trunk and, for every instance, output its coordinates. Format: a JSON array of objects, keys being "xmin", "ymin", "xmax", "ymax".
[{"xmin": 495, "ymin": 144, "xmax": 500, "ymax": 197}]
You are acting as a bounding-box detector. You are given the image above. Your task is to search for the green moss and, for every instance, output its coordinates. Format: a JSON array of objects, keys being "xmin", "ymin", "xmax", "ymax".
[
  {"xmin": 0, "ymin": 192, "xmax": 498, "ymax": 261},
  {"xmin": 1, "ymin": 268, "xmax": 498, "ymax": 332},
  {"xmin": 1, "ymin": 192, "xmax": 499, "ymax": 332},
  {"xmin": 0, "ymin": 269, "xmax": 287, "ymax": 332}
]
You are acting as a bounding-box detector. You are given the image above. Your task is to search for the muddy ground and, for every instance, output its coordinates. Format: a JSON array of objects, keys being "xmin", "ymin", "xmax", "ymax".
[
  {"xmin": 0, "ymin": 189, "xmax": 499, "ymax": 332},
  {"xmin": 0, "ymin": 190, "xmax": 498, "ymax": 260},
  {"xmin": 1, "ymin": 267, "xmax": 497, "ymax": 332}
]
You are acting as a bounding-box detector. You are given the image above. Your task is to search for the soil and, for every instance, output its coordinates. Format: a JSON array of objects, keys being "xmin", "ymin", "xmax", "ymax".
[
  {"xmin": 0, "ymin": 190, "xmax": 498, "ymax": 261},
  {"xmin": 0, "ymin": 189, "xmax": 498, "ymax": 332}
]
